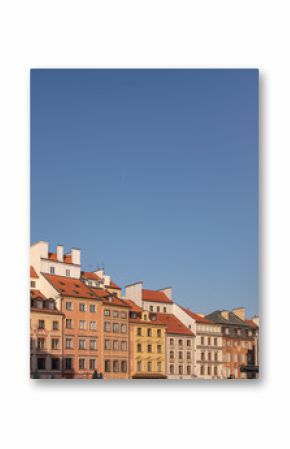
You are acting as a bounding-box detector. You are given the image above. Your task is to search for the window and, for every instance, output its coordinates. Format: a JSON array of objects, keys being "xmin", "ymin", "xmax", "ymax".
[
  {"xmin": 51, "ymin": 338, "xmax": 59, "ymax": 350},
  {"xmin": 64, "ymin": 358, "xmax": 73, "ymax": 370},
  {"xmin": 170, "ymin": 351, "xmax": 174, "ymax": 359},
  {"xmin": 187, "ymin": 351, "xmax": 191, "ymax": 360},
  {"xmin": 38, "ymin": 320, "xmax": 45, "ymax": 329},
  {"xmin": 170, "ymin": 338, "xmax": 174, "ymax": 346},
  {"xmin": 50, "ymin": 267, "xmax": 55, "ymax": 274},
  {"xmin": 52, "ymin": 320, "xmax": 59, "ymax": 330},
  {"xmin": 157, "ymin": 362, "xmax": 162, "ymax": 372},
  {"xmin": 147, "ymin": 362, "xmax": 152, "ymax": 372},
  {"xmin": 121, "ymin": 361, "xmax": 127, "ymax": 373},
  {"xmin": 90, "ymin": 304, "xmax": 96, "ymax": 313},
  {"xmin": 105, "ymin": 360, "xmax": 111, "ymax": 372},
  {"xmin": 104, "ymin": 322, "xmax": 110, "ymax": 332},
  {"xmin": 113, "ymin": 323, "xmax": 119, "ymax": 333},
  {"xmin": 79, "ymin": 320, "xmax": 86, "ymax": 330},
  {"xmin": 170, "ymin": 364, "xmax": 174, "ymax": 374},
  {"xmin": 157, "ymin": 345, "xmax": 161, "ymax": 353},
  {"xmin": 225, "ymin": 328, "xmax": 229, "ymax": 335},
  {"xmin": 65, "ymin": 338, "xmax": 73, "ymax": 349},
  {"xmin": 137, "ymin": 343, "xmax": 142, "ymax": 353},
  {"xmin": 179, "ymin": 351, "xmax": 183, "ymax": 360},
  {"xmin": 121, "ymin": 324, "xmax": 127, "ymax": 333},
  {"xmin": 30, "ymin": 281, "xmax": 36, "ymax": 288},
  {"xmin": 37, "ymin": 338, "xmax": 45, "ymax": 349},
  {"xmin": 113, "ymin": 340, "xmax": 119, "ymax": 351},
  {"xmin": 208, "ymin": 352, "xmax": 211, "ymax": 361},
  {"xmin": 104, "ymin": 339, "xmax": 111, "ymax": 350},
  {"xmin": 163, "ymin": 307, "xmax": 167, "ymax": 313},
  {"xmin": 149, "ymin": 306, "xmax": 153, "ymax": 311},
  {"xmin": 137, "ymin": 361, "xmax": 142, "ymax": 372},
  {"xmin": 208, "ymin": 337, "xmax": 211, "ymax": 345},
  {"xmin": 201, "ymin": 352, "xmax": 205, "ymax": 361},
  {"xmin": 201, "ymin": 336, "xmax": 204, "ymax": 345},
  {"xmin": 157, "ymin": 329, "xmax": 161, "ymax": 337},
  {"xmin": 90, "ymin": 321, "xmax": 96, "ymax": 330},
  {"xmin": 121, "ymin": 341, "xmax": 127, "ymax": 351},
  {"xmin": 37, "ymin": 358, "xmax": 45, "ymax": 370},
  {"xmin": 113, "ymin": 310, "xmax": 119, "ymax": 318},
  {"xmin": 79, "ymin": 359, "xmax": 85, "ymax": 370},
  {"xmin": 66, "ymin": 269, "xmax": 70, "ymax": 277},
  {"xmin": 104, "ymin": 309, "xmax": 110, "ymax": 317},
  {"xmin": 187, "ymin": 365, "xmax": 191, "ymax": 375},
  {"xmin": 89, "ymin": 359, "xmax": 95, "ymax": 370},
  {"xmin": 137, "ymin": 328, "xmax": 142, "ymax": 336},
  {"xmin": 179, "ymin": 365, "xmax": 183, "ymax": 375},
  {"xmin": 66, "ymin": 302, "xmax": 73, "ymax": 311},
  {"xmin": 51, "ymin": 358, "xmax": 60, "ymax": 370},
  {"xmin": 79, "ymin": 339, "xmax": 86, "ymax": 350},
  {"xmin": 200, "ymin": 365, "xmax": 205, "ymax": 375},
  {"xmin": 90, "ymin": 340, "xmax": 96, "ymax": 350},
  {"xmin": 187, "ymin": 340, "xmax": 191, "ymax": 347},
  {"xmin": 147, "ymin": 344, "xmax": 152, "ymax": 353},
  {"xmin": 147, "ymin": 328, "xmax": 152, "ymax": 337},
  {"xmin": 214, "ymin": 352, "xmax": 218, "ymax": 361},
  {"xmin": 113, "ymin": 360, "xmax": 119, "ymax": 373},
  {"xmin": 208, "ymin": 366, "xmax": 211, "ymax": 375},
  {"xmin": 121, "ymin": 312, "xmax": 127, "ymax": 319},
  {"xmin": 214, "ymin": 337, "xmax": 217, "ymax": 346},
  {"xmin": 178, "ymin": 339, "xmax": 183, "ymax": 346},
  {"xmin": 79, "ymin": 303, "xmax": 87, "ymax": 312},
  {"xmin": 214, "ymin": 366, "xmax": 218, "ymax": 376},
  {"xmin": 157, "ymin": 306, "xmax": 160, "ymax": 312}
]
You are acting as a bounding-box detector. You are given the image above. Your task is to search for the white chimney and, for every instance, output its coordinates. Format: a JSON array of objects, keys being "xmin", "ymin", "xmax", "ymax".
[
  {"xmin": 56, "ymin": 245, "xmax": 64, "ymax": 262},
  {"xmin": 221, "ymin": 310, "xmax": 229, "ymax": 320},
  {"xmin": 158, "ymin": 287, "xmax": 172, "ymax": 301},
  {"xmin": 232, "ymin": 307, "xmax": 245, "ymax": 321},
  {"xmin": 125, "ymin": 281, "xmax": 143, "ymax": 307},
  {"xmin": 71, "ymin": 248, "xmax": 80, "ymax": 265}
]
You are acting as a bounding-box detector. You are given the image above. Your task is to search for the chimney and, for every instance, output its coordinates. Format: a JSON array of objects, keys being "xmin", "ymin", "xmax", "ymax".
[
  {"xmin": 56, "ymin": 245, "xmax": 64, "ymax": 262},
  {"xmin": 125, "ymin": 281, "xmax": 143, "ymax": 307},
  {"xmin": 71, "ymin": 248, "xmax": 81, "ymax": 265},
  {"xmin": 232, "ymin": 307, "xmax": 245, "ymax": 321},
  {"xmin": 158, "ymin": 287, "xmax": 172, "ymax": 301},
  {"xmin": 95, "ymin": 269, "xmax": 104, "ymax": 281},
  {"xmin": 252, "ymin": 316, "xmax": 259, "ymax": 327},
  {"xmin": 221, "ymin": 310, "xmax": 229, "ymax": 320}
]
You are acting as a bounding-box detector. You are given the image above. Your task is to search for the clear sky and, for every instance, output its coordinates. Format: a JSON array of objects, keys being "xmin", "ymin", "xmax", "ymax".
[{"xmin": 31, "ymin": 69, "xmax": 258, "ymax": 317}]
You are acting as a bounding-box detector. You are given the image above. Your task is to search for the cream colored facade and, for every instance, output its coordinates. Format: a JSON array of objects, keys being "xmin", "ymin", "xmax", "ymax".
[
  {"xmin": 167, "ymin": 334, "xmax": 195, "ymax": 379},
  {"xmin": 195, "ymin": 323, "xmax": 223, "ymax": 379}
]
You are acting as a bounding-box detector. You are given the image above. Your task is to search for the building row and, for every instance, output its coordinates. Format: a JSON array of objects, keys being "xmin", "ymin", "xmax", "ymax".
[{"xmin": 30, "ymin": 241, "xmax": 259, "ymax": 379}]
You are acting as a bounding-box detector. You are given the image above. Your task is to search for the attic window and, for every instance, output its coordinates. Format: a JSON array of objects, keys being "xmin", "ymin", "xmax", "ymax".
[
  {"xmin": 73, "ymin": 290, "xmax": 79, "ymax": 294},
  {"xmin": 74, "ymin": 284, "xmax": 81, "ymax": 288}
]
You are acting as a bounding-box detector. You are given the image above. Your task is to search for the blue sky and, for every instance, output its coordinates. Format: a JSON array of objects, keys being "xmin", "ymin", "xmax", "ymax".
[{"xmin": 31, "ymin": 69, "xmax": 258, "ymax": 317}]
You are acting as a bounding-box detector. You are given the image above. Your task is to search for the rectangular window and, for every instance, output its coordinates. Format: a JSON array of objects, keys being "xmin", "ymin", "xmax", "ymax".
[
  {"xmin": 137, "ymin": 361, "xmax": 142, "ymax": 372},
  {"xmin": 113, "ymin": 340, "xmax": 119, "ymax": 351},
  {"xmin": 178, "ymin": 339, "xmax": 183, "ymax": 346},
  {"xmin": 214, "ymin": 366, "xmax": 218, "ymax": 376},
  {"xmin": 149, "ymin": 305, "xmax": 153, "ymax": 311},
  {"xmin": 187, "ymin": 339, "xmax": 191, "ymax": 347},
  {"xmin": 104, "ymin": 339, "xmax": 111, "ymax": 350},
  {"xmin": 90, "ymin": 340, "xmax": 96, "ymax": 350},
  {"xmin": 113, "ymin": 360, "xmax": 119, "ymax": 372},
  {"xmin": 37, "ymin": 358, "xmax": 46, "ymax": 370},
  {"xmin": 179, "ymin": 351, "xmax": 183, "ymax": 360},
  {"xmin": 147, "ymin": 344, "xmax": 152, "ymax": 353},
  {"xmin": 66, "ymin": 319, "xmax": 73, "ymax": 330},
  {"xmin": 148, "ymin": 362, "xmax": 152, "ymax": 372},
  {"xmin": 187, "ymin": 351, "xmax": 191, "ymax": 360},
  {"xmin": 170, "ymin": 351, "xmax": 174, "ymax": 359},
  {"xmin": 113, "ymin": 310, "xmax": 119, "ymax": 318},
  {"xmin": 89, "ymin": 359, "xmax": 95, "ymax": 370},
  {"xmin": 66, "ymin": 302, "xmax": 73, "ymax": 311},
  {"xmin": 66, "ymin": 269, "xmax": 70, "ymax": 277},
  {"xmin": 30, "ymin": 281, "xmax": 36, "ymax": 288},
  {"xmin": 121, "ymin": 311, "xmax": 127, "ymax": 319},
  {"xmin": 214, "ymin": 337, "xmax": 218, "ymax": 346},
  {"xmin": 208, "ymin": 337, "xmax": 211, "ymax": 345},
  {"xmin": 187, "ymin": 365, "xmax": 191, "ymax": 375},
  {"xmin": 137, "ymin": 328, "xmax": 142, "ymax": 336},
  {"xmin": 79, "ymin": 339, "xmax": 86, "ymax": 350},
  {"xmin": 104, "ymin": 321, "xmax": 111, "ymax": 332},
  {"xmin": 163, "ymin": 307, "xmax": 167, "ymax": 313},
  {"xmin": 121, "ymin": 324, "xmax": 127, "ymax": 333},
  {"xmin": 157, "ymin": 362, "xmax": 162, "ymax": 372},
  {"xmin": 170, "ymin": 364, "xmax": 174, "ymax": 374},
  {"xmin": 208, "ymin": 366, "xmax": 211, "ymax": 375},
  {"xmin": 64, "ymin": 358, "xmax": 73, "ymax": 370},
  {"xmin": 147, "ymin": 328, "xmax": 152, "ymax": 337},
  {"xmin": 121, "ymin": 341, "xmax": 127, "ymax": 351},
  {"xmin": 201, "ymin": 336, "xmax": 204, "ymax": 345},
  {"xmin": 90, "ymin": 321, "xmax": 96, "ymax": 330},
  {"xmin": 79, "ymin": 320, "xmax": 86, "ymax": 329},
  {"xmin": 50, "ymin": 267, "xmax": 55, "ymax": 274},
  {"xmin": 79, "ymin": 303, "xmax": 87, "ymax": 312},
  {"xmin": 157, "ymin": 329, "xmax": 161, "ymax": 337},
  {"xmin": 51, "ymin": 338, "xmax": 59, "ymax": 350},
  {"xmin": 51, "ymin": 358, "xmax": 60, "ymax": 370},
  {"xmin": 179, "ymin": 365, "xmax": 183, "ymax": 375},
  {"xmin": 113, "ymin": 323, "xmax": 119, "ymax": 333},
  {"xmin": 157, "ymin": 345, "xmax": 161, "ymax": 353},
  {"xmin": 38, "ymin": 320, "xmax": 45, "ymax": 329},
  {"xmin": 104, "ymin": 309, "xmax": 110, "ymax": 316},
  {"xmin": 65, "ymin": 338, "xmax": 73, "ymax": 349},
  {"xmin": 37, "ymin": 338, "xmax": 45, "ymax": 349},
  {"xmin": 52, "ymin": 320, "xmax": 59, "ymax": 330},
  {"xmin": 79, "ymin": 358, "xmax": 85, "ymax": 370},
  {"xmin": 104, "ymin": 360, "xmax": 111, "ymax": 372},
  {"xmin": 137, "ymin": 343, "xmax": 142, "ymax": 352},
  {"xmin": 121, "ymin": 360, "xmax": 127, "ymax": 373},
  {"xmin": 90, "ymin": 304, "xmax": 96, "ymax": 313},
  {"xmin": 170, "ymin": 338, "xmax": 174, "ymax": 345}
]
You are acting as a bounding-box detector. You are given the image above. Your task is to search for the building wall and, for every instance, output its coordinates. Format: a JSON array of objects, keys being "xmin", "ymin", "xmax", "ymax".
[
  {"xmin": 129, "ymin": 321, "xmax": 166, "ymax": 378},
  {"xmin": 195, "ymin": 323, "xmax": 223, "ymax": 379},
  {"xmin": 30, "ymin": 309, "xmax": 63, "ymax": 379},
  {"xmin": 167, "ymin": 334, "xmax": 195, "ymax": 379},
  {"xmin": 143, "ymin": 301, "xmax": 173, "ymax": 314}
]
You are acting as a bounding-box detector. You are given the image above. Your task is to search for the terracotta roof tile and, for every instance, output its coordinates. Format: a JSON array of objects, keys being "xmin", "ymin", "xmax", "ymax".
[
  {"xmin": 45, "ymin": 253, "xmax": 74, "ymax": 264},
  {"xmin": 107, "ymin": 279, "xmax": 121, "ymax": 290},
  {"xmin": 81, "ymin": 271, "xmax": 102, "ymax": 281},
  {"xmin": 142, "ymin": 289, "xmax": 172, "ymax": 304},
  {"xmin": 123, "ymin": 299, "xmax": 143, "ymax": 312},
  {"xmin": 43, "ymin": 273, "xmax": 102, "ymax": 300},
  {"xmin": 157, "ymin": 313, "xmax": 193, "ymax": 336},
  {"xmin": 30, "ymin": 266, "xmax": 39, "ymax": 279},
  {"xmin": 180, "ymin": 306, "xmax": 214, "ymax": 324},
  {"xmin": 30, "ymin": 289, "xmax": 46, "ymax": 301}
]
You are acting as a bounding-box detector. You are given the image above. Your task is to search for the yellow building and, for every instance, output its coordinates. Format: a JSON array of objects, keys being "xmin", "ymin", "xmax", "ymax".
[{"xmin": 126, "ymin": 300, "xmax": 167, "ymax": 379}]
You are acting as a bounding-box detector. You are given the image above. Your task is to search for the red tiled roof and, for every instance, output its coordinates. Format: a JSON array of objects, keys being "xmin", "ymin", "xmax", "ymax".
[
  {"xmin": 142, "ymin": 289, "xmax": 172, "ymax": 304},
  {"xmin": 107, "ymin": 279, "xmax": 121, "ymax": 290},
  {"xmin": 30, "ymin": 307, "xmax": 64, "ymax": 316},
  {"xmin": 30, "ymin": 289, "xmax": 46, "ymax": 301},
  {"xmin": 123, "ymin": 299, "xmax": 143, "ymax": 312},
  {"xmin": 81, "ymin": 271, "xmax": 102, "ymax": 281},
  {"xmin": 102, "ymin": 297, "xmax": 130, "ymax": 308},
  {"xmin": 180, "ymin": 306, "xmax": 214, "ymax": 324},
  {"xmin": 245, "ymin": 319, "xmax": 258, "ymax": 329},
  {"xmin": 46, "ymin": 253, "xmax": 74, "ymax": 264},
  {"xmin": 157, "ymin": 313, "xmax": 193, "ymax": 336},
  {"xmin": 30, "ymin": 266, "xmax": 39, "ymax": 279},
  {"xmin": 43, "ymin": 273, "xmax": 102, "ymax": 300},
  {"xmin": 129, "ymin": 317, "xmax": 166, "ymax": 326}
]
